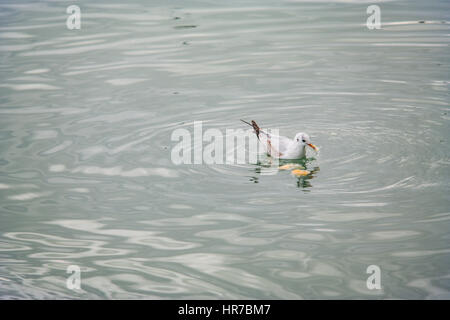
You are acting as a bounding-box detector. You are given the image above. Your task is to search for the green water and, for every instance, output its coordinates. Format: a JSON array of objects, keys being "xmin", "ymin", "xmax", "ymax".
[{"xmin": 0, "ymin": 0, "xmax": 449, "ymax": 299}]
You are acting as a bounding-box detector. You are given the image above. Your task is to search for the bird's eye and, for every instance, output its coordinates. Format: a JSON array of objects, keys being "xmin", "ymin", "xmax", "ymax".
[
  {"xmin": 302, "ymin": 139, "xmax": 306, "ymax": 143},
  {"xmin": 296, "ymin": 138, "xmax": 299, "ymax": 142}
]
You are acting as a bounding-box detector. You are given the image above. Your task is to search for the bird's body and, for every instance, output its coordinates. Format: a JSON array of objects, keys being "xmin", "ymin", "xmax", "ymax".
[
  {"xmin": 259, "ymin": 133, "xmax": 306, "ymax": 159},
  {"xmin": 241, "ymin": 120, "xmax": 317, "ymax": 160}
]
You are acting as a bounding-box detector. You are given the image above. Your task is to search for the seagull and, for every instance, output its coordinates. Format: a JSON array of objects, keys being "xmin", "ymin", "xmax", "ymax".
[{"xmin": 241, "ymin": 120, "xmax": 317, "ymax": 159}]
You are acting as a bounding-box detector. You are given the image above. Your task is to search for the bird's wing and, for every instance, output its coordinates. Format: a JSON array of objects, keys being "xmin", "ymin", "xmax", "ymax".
[
  {"xmin": 240, "ymin": 120, "xmax": 292, "ymax": 157},
  {"xmin": 260, "ymin": 134, "xmax": 292, "ymax": 157}
]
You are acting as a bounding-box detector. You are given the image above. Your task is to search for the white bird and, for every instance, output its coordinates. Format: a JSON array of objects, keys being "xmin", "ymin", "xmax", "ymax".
[{"xmin": 241, "ymin": 120, "xmax": 317, "ymax": 159}]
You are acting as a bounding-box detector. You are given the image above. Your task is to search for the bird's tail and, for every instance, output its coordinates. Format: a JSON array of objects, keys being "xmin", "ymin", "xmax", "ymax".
[{"xmin": 240, "ymin": 119, "xmax": 261, "ymax": 140}]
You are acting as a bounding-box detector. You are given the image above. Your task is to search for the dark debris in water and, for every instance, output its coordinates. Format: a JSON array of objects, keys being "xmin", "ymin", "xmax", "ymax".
[
  {"xmin": 174, "ymin": 25, "xmax": 197, "ymax": 29},
  {"xmin": 249, "ymin": 176, "xmax": 258, "ymax": 184},
  {"xmin": 417, "ymin": 20, "xmax": 448, "ymax": 24}
]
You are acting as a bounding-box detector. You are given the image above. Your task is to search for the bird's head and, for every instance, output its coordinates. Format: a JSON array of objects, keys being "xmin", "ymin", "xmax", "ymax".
[{"xmin": 295, "ymin": 132, "xmax": 317, "ymax": 151}]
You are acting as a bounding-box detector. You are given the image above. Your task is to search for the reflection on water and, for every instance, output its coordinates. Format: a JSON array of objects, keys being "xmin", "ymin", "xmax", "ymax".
[
  {"xmin": 295, "ymin": 166, "xmax": 320, "ymax": 190},
  {"xmin": 0, "ymin": 0, "xmax": 449, "ymax": 299},
  {"xmin": 252, "ymin": 156, "xmax": 320, "ymax": 189}
]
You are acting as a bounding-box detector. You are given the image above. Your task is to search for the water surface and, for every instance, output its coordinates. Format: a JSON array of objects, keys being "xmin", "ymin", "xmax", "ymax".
[{"xmin": 0, "ymin": 0, "xmax": 449, "ymax": 299}]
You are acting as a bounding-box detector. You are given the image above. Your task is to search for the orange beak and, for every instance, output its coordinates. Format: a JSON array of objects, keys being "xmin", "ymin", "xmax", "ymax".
[{"xmin": 307, "ymin": 143, "xmax": 317, "ymax": 151}]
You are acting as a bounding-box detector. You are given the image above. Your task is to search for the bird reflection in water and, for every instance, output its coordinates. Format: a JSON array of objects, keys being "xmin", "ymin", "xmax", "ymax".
[{"xmin": 250, "ymin": 157, "xmax": 319, "ymax": 189}]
